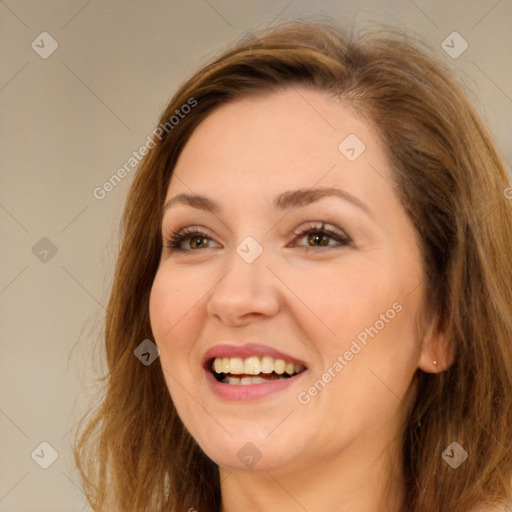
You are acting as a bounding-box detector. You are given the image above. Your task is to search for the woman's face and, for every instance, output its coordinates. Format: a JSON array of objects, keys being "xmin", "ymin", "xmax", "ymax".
[{"xmin": 149, "ymin": 87, "xmax": 429, "ymax": 474}]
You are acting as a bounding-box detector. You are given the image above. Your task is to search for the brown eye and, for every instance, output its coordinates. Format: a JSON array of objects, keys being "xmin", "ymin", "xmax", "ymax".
[
  {"xmin": 292, "ymin": 222, "xmax": 351, "ymax": 250},
  {"xmin": 188, "ymin": 236, "xmax": 209, "ymax": 249},
  {"xmin": 306, "ymin": 232, "xmax": 331, "ymax": 247},
  {"xmin": 164, "ymin": 228, "xmax": 221, "ymax": 252}
]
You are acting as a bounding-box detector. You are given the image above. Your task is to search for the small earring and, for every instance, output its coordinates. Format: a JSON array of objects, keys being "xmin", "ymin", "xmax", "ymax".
[{"xmin": 433, "ymin": 360, "xmax": 438, "ymax": 366}]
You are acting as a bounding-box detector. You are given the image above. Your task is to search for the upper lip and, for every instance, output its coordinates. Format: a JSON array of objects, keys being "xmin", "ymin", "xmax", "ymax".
[{"xmin": 202, "ymin": 343, "xmax": 308, "ymax": 371}]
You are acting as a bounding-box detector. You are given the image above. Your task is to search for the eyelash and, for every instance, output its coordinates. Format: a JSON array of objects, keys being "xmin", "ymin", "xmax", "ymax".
[{"xmin": 163, "ymin": 222, "xmax": 351, "ymax": 253}]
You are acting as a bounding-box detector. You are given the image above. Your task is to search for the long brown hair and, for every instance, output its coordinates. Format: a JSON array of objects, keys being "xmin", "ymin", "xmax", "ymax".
[{"xmin": 74, "ymin": 19, "xmax": 512, "ymax": 512}]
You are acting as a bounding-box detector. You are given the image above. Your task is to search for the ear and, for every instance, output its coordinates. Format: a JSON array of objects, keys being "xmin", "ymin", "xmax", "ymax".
[{"xmin": 417, "ymin": 314, "xmax": 455, "ymax": 373}]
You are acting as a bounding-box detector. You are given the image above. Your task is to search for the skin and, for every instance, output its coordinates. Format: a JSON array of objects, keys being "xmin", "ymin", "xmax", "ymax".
[{"xmin": 149, "ymin": 87, "xmax": 449, "ymax": 512}]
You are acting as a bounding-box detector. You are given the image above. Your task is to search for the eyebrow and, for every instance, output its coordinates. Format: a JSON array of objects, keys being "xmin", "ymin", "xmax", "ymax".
[{"xmin": 163, "ymin": 187, "xmax": 372, "ymax": 218}]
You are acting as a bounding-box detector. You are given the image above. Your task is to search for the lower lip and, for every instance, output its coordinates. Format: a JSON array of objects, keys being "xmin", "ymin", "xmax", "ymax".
[{"xmin": 205, "ymin": 368, "xmax": 307, "ymax": 401}]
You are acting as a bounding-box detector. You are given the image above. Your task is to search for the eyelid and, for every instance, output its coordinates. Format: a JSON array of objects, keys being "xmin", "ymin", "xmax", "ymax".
[{"xmin": 292, "ymin": 221, "xmax": 350, "ymax": 239}]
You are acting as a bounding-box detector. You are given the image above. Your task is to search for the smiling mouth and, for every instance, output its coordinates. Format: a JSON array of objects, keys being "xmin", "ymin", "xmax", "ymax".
[{"xmin": 210, "ymin": 356, "xmax": 306, "ymax": 385}]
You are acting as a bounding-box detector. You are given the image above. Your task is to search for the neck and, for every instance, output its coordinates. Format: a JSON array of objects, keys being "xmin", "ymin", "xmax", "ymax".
[{"xmin": 218, "ymin": 432, "xmax": 405, "ymax": 512}]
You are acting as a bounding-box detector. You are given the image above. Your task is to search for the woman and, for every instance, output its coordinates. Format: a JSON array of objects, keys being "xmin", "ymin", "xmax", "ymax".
[{"xmin": 74, "ymin": 19, "xmax": 512, "ymax": 512}]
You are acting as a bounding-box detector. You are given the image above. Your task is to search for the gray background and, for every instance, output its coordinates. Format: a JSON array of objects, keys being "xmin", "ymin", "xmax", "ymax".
[{"xmin": 1, "ymin": 1, "xmax": 511, "ymax": 510}]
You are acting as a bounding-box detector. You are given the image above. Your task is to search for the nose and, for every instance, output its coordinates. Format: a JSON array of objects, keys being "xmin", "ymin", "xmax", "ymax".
[{"xmin": 206, "ymin": 246, "xmax": 281, "ymax": 327}]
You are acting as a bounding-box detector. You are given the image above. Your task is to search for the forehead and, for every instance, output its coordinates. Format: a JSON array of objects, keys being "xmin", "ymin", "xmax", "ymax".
[{"xmin": 166, "ymin": 87, "xmax": 390, "ymax": 205}]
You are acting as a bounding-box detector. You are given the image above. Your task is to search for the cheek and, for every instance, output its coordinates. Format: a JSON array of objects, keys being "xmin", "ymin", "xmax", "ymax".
[
  {"xmin": 294, "ymin": 256, "xmax": 422, "ymax": 395},
  {"xmin": 288, "ymin": 259, "xmax": 402, "ymax": 357},
  {"xmin": 149, "ymin": 267, "xmax": 210, "ymax": 426},
  {"xmin": 149, "ymin": 267, "xmax": 205, "ymax": 367}
]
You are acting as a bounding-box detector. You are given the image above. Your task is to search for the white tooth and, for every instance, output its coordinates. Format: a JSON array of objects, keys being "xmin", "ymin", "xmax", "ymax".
[
  {"xmin": 250, "ymin": 376, "xmax": 268, "ymax": 384},
  {"xmin": 260, "ymin": 356, "xmax": 274, "ymax": 374},
  {"xmin": 240, "ymin": 376, "xmax": 253, "ymax": 385},
  {"xmin": 213, "ymin": 354, "xmax": 304, "ymax": 378},
  {"xmin": 274, "ymin": 359, "xmax": 286, "ymax": 374},
  {"xmin": 229, "ymin": 357, "xmax": 244, "ymax": 374},
  {"xmin": 244, "ymin": 356, "xmax": 261, "ymax": 375},
  {"xmin": 227, "ymin": 376, "xmax": 241, "ymax": 385}
]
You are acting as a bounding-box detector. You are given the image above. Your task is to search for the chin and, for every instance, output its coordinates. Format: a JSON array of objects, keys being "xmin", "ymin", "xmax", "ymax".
[
  {"xmin": 186, "ymin": 420, "xmax": 304, "ymax": 472},
  {"xmin": 207, "ymin": 439, "xmax": 298, "ymax": 473}
]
